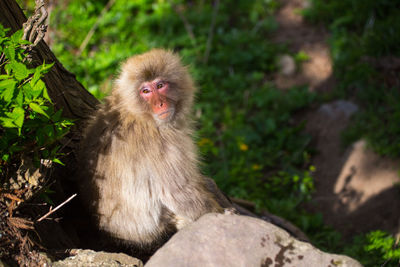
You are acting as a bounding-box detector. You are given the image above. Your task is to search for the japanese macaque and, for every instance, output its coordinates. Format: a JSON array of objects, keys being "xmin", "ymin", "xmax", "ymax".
[{"xmin": 79, "ymin": 49, "xmax": 232, "ymax": 248}]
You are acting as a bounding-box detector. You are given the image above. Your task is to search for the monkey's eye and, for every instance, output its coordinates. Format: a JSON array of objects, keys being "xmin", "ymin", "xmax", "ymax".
[
  {"xmin": 156, "ymin": 82, "xmax": 164, "ymax": 89},
  {"xmin": 141, "ymin": 88, "xmax": 151, "ymax": 94}
]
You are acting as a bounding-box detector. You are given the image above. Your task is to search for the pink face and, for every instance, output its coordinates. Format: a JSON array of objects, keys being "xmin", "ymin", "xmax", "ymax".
[{"xmin": 139, "ymin": 79, "xmax": 174, "ymax": 121}]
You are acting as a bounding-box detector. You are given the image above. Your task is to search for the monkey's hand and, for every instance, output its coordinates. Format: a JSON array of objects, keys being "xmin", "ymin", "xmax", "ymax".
[
  {"xmin": 224, "ymin": 207, "xmax": 238, "ymax": 215},
  {"xmin": 174, "ymin": 215, "xmax": 193, "ymax": 230}
]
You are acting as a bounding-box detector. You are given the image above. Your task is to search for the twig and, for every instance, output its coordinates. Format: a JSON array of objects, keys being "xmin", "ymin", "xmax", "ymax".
[
  {"xmin": 203, "ymin": 0, "xmax": 220, "ymax": 64},
  {"xmin": 7, "ymin": 217, "xmax": 34, "ymax": 230},
  {"xmin": 251, "ymin": 19, "xmax": 266, "ymax": 34},
  {"xmin": 172, "ymin": 4, "xmax": 197, "ymax": 46},
  {"xmin": 36, "ymin": 193, "xmax": 77, "ymax": 222},
  {"xmin": 78, "ymin": 0, "xmax": 116, "ymax": 56}
]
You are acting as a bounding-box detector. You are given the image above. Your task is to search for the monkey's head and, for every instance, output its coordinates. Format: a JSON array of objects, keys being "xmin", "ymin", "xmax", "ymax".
[{"xmin": 114, "ymin": 49, "xmax": 196, "ymax": 127}]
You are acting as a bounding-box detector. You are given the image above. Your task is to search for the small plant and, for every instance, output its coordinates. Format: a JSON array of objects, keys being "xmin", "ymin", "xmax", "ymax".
[
  {"xmin": 365, "ymin": 231, "xmax": 400, "ymax": 265},
  {"xmin": 0, "ymin": 25, "xmax": 73, "ymax": 180},
  {"xmin": 294, "ymin": 50, "xmax": 310, "ymax": 64}
]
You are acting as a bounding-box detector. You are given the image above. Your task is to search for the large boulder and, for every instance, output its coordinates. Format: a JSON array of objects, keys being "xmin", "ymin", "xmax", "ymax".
[{"xmin": 146, "ymin": 213, "xmax": 362, "ymax": 267}]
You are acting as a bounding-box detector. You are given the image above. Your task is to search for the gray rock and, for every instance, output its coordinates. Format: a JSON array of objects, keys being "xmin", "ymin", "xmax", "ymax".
[
  {"xmin": 146, "ymin": 213, "xmax": 362, "ymax": 267},
  {"xmin": 277, "ymin": 54, "xmax": 296, "ymax": 76},
  {"xmin": 53, "ymin": 249, "xmax": 143, "ymax": 267},
  {"xmin": 318, "ymin": 100, "xmax": 358, "ymax": 119}
]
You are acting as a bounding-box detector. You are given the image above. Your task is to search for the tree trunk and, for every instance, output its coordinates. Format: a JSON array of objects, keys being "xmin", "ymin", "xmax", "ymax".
[
  {"xmin": 0, "ymin": 0, "xmax": 98, "ymax": 129},
  {"xmin": 0, "ymin": 0, "xmax": 101, "ymax": 253}
]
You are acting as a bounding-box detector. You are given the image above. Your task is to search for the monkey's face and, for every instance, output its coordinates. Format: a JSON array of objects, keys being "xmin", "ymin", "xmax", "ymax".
[
  {"xmin": 115, "ymin": 49, "xmax": 196, "ymax": 126},
  {"xmin": 139, "ymin": 78, "xmax": 178, "ymax": 124}
]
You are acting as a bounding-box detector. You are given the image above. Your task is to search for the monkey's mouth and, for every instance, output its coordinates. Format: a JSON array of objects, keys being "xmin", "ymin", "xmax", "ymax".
[{"xmin": 157, "ymin": 109, "xmax": 174, "ymax": 120}]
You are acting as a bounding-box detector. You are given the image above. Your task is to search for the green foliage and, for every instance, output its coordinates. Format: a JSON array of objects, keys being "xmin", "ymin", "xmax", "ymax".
[
  {"xmin": 304, "ymin": 0, "xmax": 400, "ymax": 157},
  {"xmin": 0, "ymin": 25, "xmax": 72, "ymax": 176},
  {"xmin": 341, "ymin": 231, "xmax": 400, "ymax": 267},
  {"xmin": 49, "ymin": 0, "xmax": 316, "ymax": 211},
  {"xmin": 366, "ymin": 231, "xmax": 400, "ymax": 264},
  {"xmin": 294, "ymin": 50, "xmax": 310, "ymax": 65},
  {"xmin": 16, "ymin": 0, "xmax": 400, "ymax": 264},
  {"xmin": 46, "ymin": 0, "xmax": 319, "ymax": 247}
]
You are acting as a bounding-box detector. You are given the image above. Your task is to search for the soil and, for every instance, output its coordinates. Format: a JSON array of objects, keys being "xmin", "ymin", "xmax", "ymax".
[{"xmin": 272, "ymin": 0, "xmax": 400, "ymax": 239}]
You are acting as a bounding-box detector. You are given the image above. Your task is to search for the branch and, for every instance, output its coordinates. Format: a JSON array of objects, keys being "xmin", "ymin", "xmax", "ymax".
[
  {"xmin": 172, "ymin": 4, "xmax": 197, "ymax": 46},
  {"xmin": 78, "ymin": 0, "xmax": 116, "ymax": 56},
  {"xmin": 203, "ymin": 0, "xmax": 220, "ymax": 64},
  {"xmin": 36, "ymin": 193, "xmax": 77, "ymax": 222}
]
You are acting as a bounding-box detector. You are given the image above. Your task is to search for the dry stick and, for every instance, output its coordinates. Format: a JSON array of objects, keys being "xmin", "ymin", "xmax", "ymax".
[
  {"xmin": 36, "ymin": 193, "xmax": 77, "ymax": 222},
  {"xmin": 203, "ymin": 0, "xmax": 220, "ymax": 64},
  {"xmin": 78, "ymin": 0, "xmax": 116, "ymax": 56}
]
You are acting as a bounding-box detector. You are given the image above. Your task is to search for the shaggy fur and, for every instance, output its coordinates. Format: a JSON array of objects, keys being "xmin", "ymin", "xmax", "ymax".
[{"xmin": 79, "ymin": 49, "xmax": 225, "ymax": 247}]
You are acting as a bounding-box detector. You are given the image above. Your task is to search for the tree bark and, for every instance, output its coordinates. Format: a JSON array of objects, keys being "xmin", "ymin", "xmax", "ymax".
[{"xmin": 0, "ymin": 0, "xmax": 99, "ymax": 128}]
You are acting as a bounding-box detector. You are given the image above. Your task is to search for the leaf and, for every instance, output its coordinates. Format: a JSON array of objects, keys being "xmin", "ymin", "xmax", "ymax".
[
  {"xmin": 0, "ymin": 79, "xmax": 16, "ymax": 102},
  {"xmin": 50, "ymin": 145, "xmax": 61, "ymax": 156},
  {"xmin": 39, "ymin": 192, "xmax": 54, "ymax": 205},
  {"xmin": 29, "ymin": 102, "xmax": 49, "ymax": 118},
  {"xmin": 19, "ymin": 39, "xmax": 31, "ymax": 45},
  {"xmin": 22, "ymin": 83, "xmax": 33, "ymax": 99},
  {"xmin": 43, "ymin": 87, "xmax": 51, "ymax": 102},
  {"xmin": 2, "ymin": 154, "xmax": 9, "ymax": 162},
  {"xmin": 30, "ymin": 68, "xmax": 41, "ymax": 86},
  {"xmin": 10, "ymin": 30, "xmax": 23, "ymax": 43},
  {"xmin": 27, "ymin": 68, "xmax": 35, "ymax": 75},
  {"xmin": 31, "ymin": 80, "xmax": 45, "ymax": 98},
  {"xmin": 4, "ymin": 63, "xmax": 12, "ymax": 75},
  {"xmin": 0, "ymin": 78, "xmax": 17, "ymax": 90},
  {"xmin": 52, "ymin": 158, "xmax": 65, "ymax": 166},
  {"xmin": 51, "ymin": 109, "xmax": 63, "ymax": 121},
  {"xmin": 36, "ymin": 127, "xmax": 45, "ymax": 145},
  {"xmin": 43, "ymin": 124, "xmax": 54, "ymax": 139},
  {"xmin": 15, "ymin": 89, "xmax": 23, "ymax": 106},
  {"xmin": 0, "ymin": 117, "xmax": 16, "ymax": 128},
  {"xmin": 41, "ymin": 62, "xmax": 54, "ymax": 73},
  {"xmin": 4, "ymin": 46, "xmax": 15, "ymax": 60},
  {"xmin": 12, "ymin": 106, "xmax": 25, "ymax": 129},
  {"xmin": 10, "ymin": 61, "xmax": 28, "ymax": 81}
]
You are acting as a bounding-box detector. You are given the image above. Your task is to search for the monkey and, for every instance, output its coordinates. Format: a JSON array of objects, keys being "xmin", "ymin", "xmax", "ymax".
[{"xmin": 78, "ymin": 49, "xmax": 232, "ymax": 250}]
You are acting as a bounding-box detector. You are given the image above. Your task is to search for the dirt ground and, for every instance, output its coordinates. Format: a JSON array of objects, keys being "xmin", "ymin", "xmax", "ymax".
[{"xmin": 272, "ymin": 0, "xmax": 400, "ymax": 238}]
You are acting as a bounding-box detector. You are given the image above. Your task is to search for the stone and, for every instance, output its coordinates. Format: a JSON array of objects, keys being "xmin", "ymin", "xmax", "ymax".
[
  {"xmin": 53, "ymin": 249, "xmax": 143, "ymax": 267},
  {"xmin": 145, "ymin": 213, "xmax": 362, "ymax": 267},
  {"xmin": 277, "ymin": 54, "xmax": 296, "ymax": 76}
]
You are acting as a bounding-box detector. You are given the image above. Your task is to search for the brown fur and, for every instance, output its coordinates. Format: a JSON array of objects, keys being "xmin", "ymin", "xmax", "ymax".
[{"xmin": 78, "ymin": 49, "xmax": 226, "ymax": 248}]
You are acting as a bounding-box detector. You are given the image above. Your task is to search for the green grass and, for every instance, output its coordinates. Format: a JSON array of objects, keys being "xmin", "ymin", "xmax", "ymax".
[
  {"xmin": 48, "ymin": 0, "xmax": 317, "ymax": 212},
  {"xmin": 9, "ymin": 0, "xmax": 400, "ymax": 265}
]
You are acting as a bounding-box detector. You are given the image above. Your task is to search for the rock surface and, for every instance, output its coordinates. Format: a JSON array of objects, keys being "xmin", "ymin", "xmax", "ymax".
[
  {"xmin": 53, "ymin": 249, "xmax": 143, "ymax": 267},
  {"xmin": 145, "ymin": 213, "xmax": 362, "ymax": 267}
]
